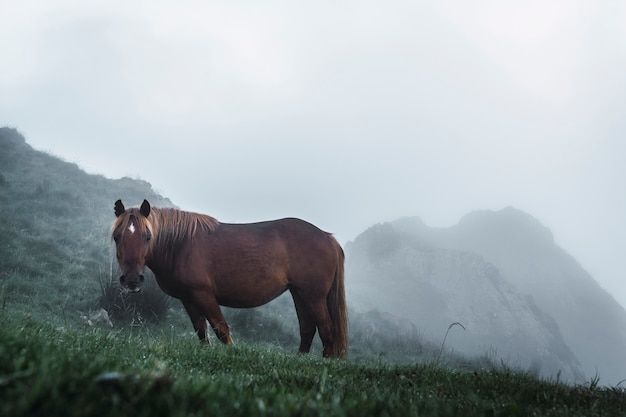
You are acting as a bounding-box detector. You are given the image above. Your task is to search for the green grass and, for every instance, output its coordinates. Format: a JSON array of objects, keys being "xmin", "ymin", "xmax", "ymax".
[
  {"xmin": 0, "ymin": 127, "xmax": 174, "ymax": 323},
  {"xmin": 1, "ymin": 313, "xmax": 625, "ymax": 417}
]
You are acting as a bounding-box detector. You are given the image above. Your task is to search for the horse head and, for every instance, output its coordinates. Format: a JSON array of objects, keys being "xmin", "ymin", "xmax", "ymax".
[{"xmin": 112, "ymin": 199, "xmax": 153, "ymax": 293}]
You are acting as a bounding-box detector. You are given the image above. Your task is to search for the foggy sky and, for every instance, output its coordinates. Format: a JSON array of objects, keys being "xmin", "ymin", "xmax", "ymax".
[{"xmin": 1, "ymin": 1, "xmax": 626, "ymax": 308}]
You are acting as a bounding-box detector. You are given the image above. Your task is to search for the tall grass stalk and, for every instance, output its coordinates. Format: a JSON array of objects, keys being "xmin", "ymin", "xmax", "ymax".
[{"xmin": 435, "ymin": 321, "xmax": 466, "ymax": 365}]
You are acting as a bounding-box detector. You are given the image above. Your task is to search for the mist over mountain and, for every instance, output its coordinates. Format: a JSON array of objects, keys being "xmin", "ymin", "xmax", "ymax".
[
  {"xmin": 414, "ymin": 208, "xmax": 626, "ymax": 385},
  {"xmin": 346, "ymin": 209, "xmax": 626, "ymax": 384},
  {"xmin": 3, "ymin": 127, "xmax": 624, "ymax": 384},
  {"xmin": 345, "ymin": 223, "xmax": 582, "ymax": 381}
]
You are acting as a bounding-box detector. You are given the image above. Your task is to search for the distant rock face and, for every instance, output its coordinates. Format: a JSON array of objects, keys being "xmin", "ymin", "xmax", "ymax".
[
  {"xmin": 416, "ymin": 207, "xmax": 626, "ymax": 386},
  {"xmin": 345, "ymin": 209, "xmax": 626, "ymax": 383}
]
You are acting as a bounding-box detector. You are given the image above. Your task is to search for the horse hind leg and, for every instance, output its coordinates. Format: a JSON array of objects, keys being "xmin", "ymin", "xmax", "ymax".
[
  {"xmin": 290, "ymin": 290, "xmax": 317, "ymax": 354},
  {"xmin": 308, "ymin": 301, "xmax": 335, "ymax": 358},
  {"xmin": 293, "ymin": 290, "xmax": 335, "ymax": 357}
]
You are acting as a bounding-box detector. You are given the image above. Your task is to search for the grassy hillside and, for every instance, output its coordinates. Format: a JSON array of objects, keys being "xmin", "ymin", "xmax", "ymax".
[
  {"xmin": 0, "ymin": 127, "xmax": 172, "ymax": 320},
  {"xmin": 2, "ymin": 312, "xmax": 625, "ymax": 417}
]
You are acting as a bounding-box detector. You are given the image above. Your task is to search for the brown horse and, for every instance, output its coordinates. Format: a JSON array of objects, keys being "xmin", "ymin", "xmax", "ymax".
[{"xmin": 112, "ymin": 199, "xmax": 347, "ymax": 357}]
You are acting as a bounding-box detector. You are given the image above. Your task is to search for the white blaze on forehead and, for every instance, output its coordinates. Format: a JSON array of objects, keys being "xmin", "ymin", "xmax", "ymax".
[{"xmin": 128, "ymin": 222, "xmax": 136, "ymax": 234}]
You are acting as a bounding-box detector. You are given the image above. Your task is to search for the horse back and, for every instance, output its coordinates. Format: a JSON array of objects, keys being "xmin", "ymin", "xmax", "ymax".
[
  {"xmin": 212, "ymin": 217, "xmax": 338, "ymax": 271},
  {"xmin": 194, "ymin": 218, "xmax": 339, "ymax": 306}
]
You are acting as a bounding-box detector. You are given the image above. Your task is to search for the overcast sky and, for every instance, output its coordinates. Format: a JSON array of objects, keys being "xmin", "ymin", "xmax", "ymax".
[{"xmin": 2, "ymin": 1, "xmax": 625, "ymax": 308}]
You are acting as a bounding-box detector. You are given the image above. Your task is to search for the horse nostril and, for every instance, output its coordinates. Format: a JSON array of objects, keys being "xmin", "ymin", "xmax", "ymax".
[
  {"xmin": 119, "ymin": 275, "xmax": 126, "ymax": 285},
  {"xmin": 139, "ymin": 274, "xmax": 145, "ymax": 283}
]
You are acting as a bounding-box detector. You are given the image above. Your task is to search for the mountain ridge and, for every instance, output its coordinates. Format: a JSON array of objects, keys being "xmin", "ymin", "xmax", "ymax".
[
  {"xmin": 345, "ymin": 221, "xmax": 584, "ymax": 381},
  {"xmin": 400, "ymin": 208, "xmax": 626, "ymax": 385},
  {"xmin": 344, "ymin": 207, "xmax": 626, "ymax": 384}
]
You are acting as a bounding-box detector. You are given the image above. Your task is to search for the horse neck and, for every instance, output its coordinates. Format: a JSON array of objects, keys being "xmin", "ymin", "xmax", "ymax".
[
  {"xmin": 144, "ymin": 208, "xmax": 167, "ymax": 273},
  {"xmin": 143, "ymin": 207, "xmax": 191, "ymax": 274},
  {"xmin": 143, "ymin": 207, "xmax": 219, "ymax": 274}
]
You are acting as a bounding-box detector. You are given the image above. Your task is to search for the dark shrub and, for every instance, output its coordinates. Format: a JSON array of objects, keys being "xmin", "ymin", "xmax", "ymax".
[{"xmin": 97, "ymin": 270, "xmax": 173, "ymax": 325}]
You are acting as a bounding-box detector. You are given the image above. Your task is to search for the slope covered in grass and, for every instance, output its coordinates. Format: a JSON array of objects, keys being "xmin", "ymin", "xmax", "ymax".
[
  {"xmin": 1, "ymin": 312, "xmax": 625, "ymax": 417},
  {"xmin": 0, "ymin": 127, "xmax": 172, "ymax": 319}
]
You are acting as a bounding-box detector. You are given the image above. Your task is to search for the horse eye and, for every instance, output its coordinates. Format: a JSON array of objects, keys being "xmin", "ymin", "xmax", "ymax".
[
  {"xmin": 146, "ymin": 234, "xmax": 152, "ymax": 242},
  {"xmin": 113, "ymin": 234, "xmax": 120, "ymax": 243}
]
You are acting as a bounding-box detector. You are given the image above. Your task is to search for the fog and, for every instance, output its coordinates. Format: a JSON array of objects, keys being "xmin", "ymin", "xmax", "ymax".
[{"xmin": 1, "ymin": 1, "xmax": 625, "ymax": 308}]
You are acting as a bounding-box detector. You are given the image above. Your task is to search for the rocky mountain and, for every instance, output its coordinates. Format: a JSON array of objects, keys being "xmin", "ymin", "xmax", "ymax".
[
  {"xmin": 345, "ymin": 209, "xmax": 626, "ymax": 384},
  {"xmin": 392, "ymin": 208, "xmax": 626, "ymax": 386},
  {"xmin": 345, "ymin": 222, "xmax": 585, "ymax": 381}
]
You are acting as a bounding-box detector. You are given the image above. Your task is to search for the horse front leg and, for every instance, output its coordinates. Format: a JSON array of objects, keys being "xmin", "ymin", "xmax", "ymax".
[
  {"xmin": 208, "ymin": 316, "xmax": 234, "ymax": 345},
  {"xmin": 182, "ymin": 301, "xmax": 210, "ymax": 343},
  {"xmin": 191, "ymin": 293, "xmax": 234, "ymax": 345}
]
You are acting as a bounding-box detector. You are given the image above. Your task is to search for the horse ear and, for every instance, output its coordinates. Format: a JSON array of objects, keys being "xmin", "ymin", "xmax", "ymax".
[
  {"xmin": 140, "ymin": 200, "xmax": 151, "ymax": 217},
  {"xmin": 114, "ymin": 200, "xmax": 125, "ymax": 217}
]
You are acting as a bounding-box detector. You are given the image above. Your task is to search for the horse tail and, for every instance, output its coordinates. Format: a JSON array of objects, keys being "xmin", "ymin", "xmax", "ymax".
[{"xmin": 327, "ymin": 235, "xmax": 348, "ymax": 358}]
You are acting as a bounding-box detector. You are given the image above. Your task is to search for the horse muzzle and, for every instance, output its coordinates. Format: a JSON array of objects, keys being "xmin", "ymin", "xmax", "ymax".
[{"xmin": 119, "ymin": 273, "xmax": 145, "ymax": 293}]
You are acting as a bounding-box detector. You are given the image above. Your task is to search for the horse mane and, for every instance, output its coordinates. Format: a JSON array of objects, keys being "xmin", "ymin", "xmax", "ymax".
[
  {"xmin": 150, "ymin": 207, "xmax": 220, "ymax": 249},
  {"xmin": 112, "ymin": 206, "xmax": 220, "ymax": 252}
]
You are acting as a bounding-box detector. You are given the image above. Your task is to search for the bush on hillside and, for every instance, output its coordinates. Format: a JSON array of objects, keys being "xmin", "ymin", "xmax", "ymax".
[{"xmin": 97, "ymin": 270, "xmax": 173, "ymax": 325}]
